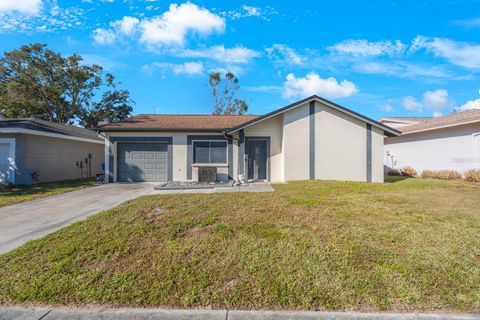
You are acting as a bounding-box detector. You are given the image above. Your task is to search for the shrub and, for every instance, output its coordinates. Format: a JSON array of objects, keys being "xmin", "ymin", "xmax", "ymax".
[
  {"xmin": 387, "ymin": 168, "xmax": 401, "ymax": 176},
  {"xmin": 421, "ymin": 170, "xmax": 462, "ymax": 180},
  {"xmin": 401, "ymin": 166, "xmax": 417, "ymax": 177},
  {"xmin": 464, "ymin": 169, "xmax": 480, "ymax": 183}
]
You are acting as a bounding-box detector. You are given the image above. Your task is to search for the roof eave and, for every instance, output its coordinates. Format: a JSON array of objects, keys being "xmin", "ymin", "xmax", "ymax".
[
  {"xmin": 226, "ymin": 95, "xmax": 401, "ymax": 137},
  {"xmin": 96, "ymin": 127, "xmax": 228, "ymax": 133},
  {"xmin": 398, "ymin": 118, "xmax": 480, "ymax": 136}
]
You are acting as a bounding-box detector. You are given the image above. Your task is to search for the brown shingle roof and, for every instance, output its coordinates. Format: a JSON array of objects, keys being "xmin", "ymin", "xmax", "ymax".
[
  {"xmin": 97, "ymin": 114, "xmax": 260, "ymax": 131},
  {"xmin": 398, "ymin": 109, "xmax": 480, "ymax": 134},
  {"xmin": 380, "ymin": 117, "xmax": 432, "ymax": 123}
]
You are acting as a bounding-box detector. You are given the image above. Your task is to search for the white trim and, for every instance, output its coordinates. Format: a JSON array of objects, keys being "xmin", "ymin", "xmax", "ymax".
[
  {"xmin": 0, "ymin": 138, "xmax": 16, "ymax": 184},
  {"xmin": 0, "ymin": 128, "xmax": 104, "ymax": 144},
  {"xmin": 192, "ymin": 140, "xmax": 228, "ymax": 165},
  {"xmin": 227, "ymin": 97, "xmax": 400, "ymax": 136}
]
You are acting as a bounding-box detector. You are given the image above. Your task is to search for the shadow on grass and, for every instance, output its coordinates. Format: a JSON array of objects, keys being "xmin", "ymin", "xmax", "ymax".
[{"xmin": 384, "ymin": 175, "xmax": 410, "ymax": 183}]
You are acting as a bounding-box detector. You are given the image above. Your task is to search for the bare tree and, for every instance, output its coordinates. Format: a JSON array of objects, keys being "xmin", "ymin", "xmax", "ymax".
[{"xmin": 209, "ymin": 72, "xmax": 248, "ymax": 115}]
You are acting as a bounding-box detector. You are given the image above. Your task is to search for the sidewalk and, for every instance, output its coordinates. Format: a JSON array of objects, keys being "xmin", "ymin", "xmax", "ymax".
[{"xmin": 1, "ymin": 306, "xmax": 478, "ymax": 320}]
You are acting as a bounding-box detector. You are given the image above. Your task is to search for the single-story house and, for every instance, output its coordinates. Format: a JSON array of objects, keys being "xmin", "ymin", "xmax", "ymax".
[
  {"xmin": 0, "ymin": 118, "xmax": 105, "ymax": 184},
  {"xmin": 97, "ymin": 95, "xmax": 400, "ymax": 184},
  {"xmin": 380, "ymin": 110, "xmax": 480, "ymax": 173}
]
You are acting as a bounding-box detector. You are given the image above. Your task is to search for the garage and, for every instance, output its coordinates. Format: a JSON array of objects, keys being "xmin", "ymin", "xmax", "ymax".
[{"xmin": 117, "ymin": 143, "xmax": 168, "ymax": 182}]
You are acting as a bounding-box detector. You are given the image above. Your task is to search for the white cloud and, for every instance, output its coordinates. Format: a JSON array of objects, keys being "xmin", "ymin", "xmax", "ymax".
[
  {"xmin": 433, "ymin": 112, "xmax": 442, "ymax": 117},
  {"xmin": 380, "ymin": 103, "xmax": 394, "ymax": 112},
  {"xmin": 411, "ymin": 36, "xmax": 480, "ymax": 70},
  {"xmin": 148, "ymin": 61, "xmax": 204, "ymax": 75},
  {"xmin": 328, "ymin": 39, "xmax": 406, "ymax": 57},
  {"xmin": 403, "ymin": 96, "xmax": 423, "ymax": 112},
  {"xmin": 402, "ymin": 89, "xmax": 451, "ymax": 113},
  {"xmin": 451, "ymin": 18, "xmax": 480, "ymax": 28},
  {"xmin": 354, "ymin": 61, "xmax": 457, "ymax": 79},
  {"xmin": 0, "ymin": 0, "xmax": 42, "ymax": 15},
  {"xmin": 459, "ymin": 99, "xmax": 480, "ymax": 111},
  {"xmin": 177, "ymin": 45, "xmax": 259, "ymax": 63},
  {"xmin": 423, "ymin": 89, "xmax": 449, "ymax": 109},
  {"xmin": 265, "ymin": 44, "xmax": 304, "ymax": 66},
  {"xmin": 283, "ymin": 72, "xmax": 358, "ymax": 99},
  {"xmin": 112, "ymin": 16, "xmax": 139, "ymax": 35},
  {"xmin": 93, "ymin": 28, "xmax": 116, "ymax": 45},
  {"xmin": 139, "ymin": 2, "xmax": 225, "ymax": 46},
  {"xmin": 219, "ymin": 5, "xmax": 275, "ymax": 20}
]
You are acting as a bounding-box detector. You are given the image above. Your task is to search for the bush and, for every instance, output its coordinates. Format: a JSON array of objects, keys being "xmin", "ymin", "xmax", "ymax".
[
  {"xmin": 421, "ymin": 170, "xmax": 462, "ymax": 180},
  {"xmin": 387, "ymin": 168, "xmax": 401, "ymax": 176},
  {"xmin": 464, "ymin": 169, "xmax": 480, "ymax": 182},
  {"xmin": 401, "ymin": 166, "xmax": 417, "ymax": 177}
]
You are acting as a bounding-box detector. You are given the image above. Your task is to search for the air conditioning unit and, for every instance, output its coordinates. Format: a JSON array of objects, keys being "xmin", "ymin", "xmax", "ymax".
[{"xmin": 198, "ymin": 167, "xmax": 217, "ymax": 183}]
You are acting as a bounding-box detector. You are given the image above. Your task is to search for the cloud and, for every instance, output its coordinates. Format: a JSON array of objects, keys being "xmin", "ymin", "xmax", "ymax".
[
  {"xmin": 0, "ymin": 0, "xmax": 42, "ymax": 15},
  {"xmin": 283, "ymin": 72, "xmax": 358, "ymax": 99},
  {"xmin": 265, "ymin": 44, "xmax": 304, "ymax": 66},
  {"xmin": 402, "ymin": 89, "xmax": 451, "ymax": 114},
  {"xmin": 433, "ymin": 112, "xmax": 442, "ymax": 117},
  {"xmin": 328, "ymin": 39, "xmax": 406, "ymax": 57},
  {"xmin": 423, "ymin": 89, "xmax": 450, "ymax": 109},
  {"xmin": 380, "ymin": 103, "xmax": 394, "ymax": 112},
  {"xmin": 139, "ymin": 2, "xmax": 225, "ymax": 46},
  {"xmin": 354, "ymin": 61, "xmax": 457, "ymax": 79},
  {"xmin": 451, "ymin": 18, "xmax": 480, "ymax": 28},
  {"xmin": 411, "ymin": 36, "xmax": 480, "ymax": 70},
  {"xmin": 177, "ymin": 45, "xmax": 260, "ymax": 63},
  {"xmin": 219, "ymin": 5, "xmax": 276, "ymax": 20},
  {"xmin": 403, "ymin": 96, "xmax": 423, "ymax": 112},
  {"xmin": 459, "ymin": 99, "xmax": 480, "ymax": 111},
  {"xmin": 112, "ymin": 16, "xmax": 139, "ymax": 35},
  {"xmin": 147, "ymin": 61, "xmax": 204, "ymax": 76},
  {"xmin": 93, "ymin": 28, "xmax": 116, "ymax": 45}
]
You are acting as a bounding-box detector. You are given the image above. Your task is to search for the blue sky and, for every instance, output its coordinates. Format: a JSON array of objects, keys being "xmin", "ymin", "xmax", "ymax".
[{"xmin": 1, "ymin": 0, "xmax": 480, "ymax": 119}]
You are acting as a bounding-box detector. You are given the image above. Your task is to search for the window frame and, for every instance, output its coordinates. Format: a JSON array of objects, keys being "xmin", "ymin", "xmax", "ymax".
[{"xmin": 192, "ymin": 140, "xmax": 228, "ymax": 165}]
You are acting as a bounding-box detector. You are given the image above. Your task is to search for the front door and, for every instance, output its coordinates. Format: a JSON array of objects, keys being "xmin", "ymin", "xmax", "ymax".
[{"xmin": 246, "ymin": 139, "xmax": 267, "ymax": 180}]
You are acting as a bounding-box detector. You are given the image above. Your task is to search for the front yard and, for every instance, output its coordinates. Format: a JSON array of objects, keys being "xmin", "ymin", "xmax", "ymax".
[
  {"xmin": 0, "ymin": 179, "xmax": 97, "ymax": 207},
  {"xmin": 0, "ymin": 177, "xmax": 479, "ymax": 311}
]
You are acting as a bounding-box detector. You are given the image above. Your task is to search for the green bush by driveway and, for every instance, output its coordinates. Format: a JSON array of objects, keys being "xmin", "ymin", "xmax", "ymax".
[{"xmin": 0, "ymin": 177, "xmax": 479, "ymax": 311}]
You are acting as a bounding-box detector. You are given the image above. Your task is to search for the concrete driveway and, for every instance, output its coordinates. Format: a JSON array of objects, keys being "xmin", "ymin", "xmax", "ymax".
[{"xmin": 0, "ymin": 183, "xmax": 155, "ymax": 254}]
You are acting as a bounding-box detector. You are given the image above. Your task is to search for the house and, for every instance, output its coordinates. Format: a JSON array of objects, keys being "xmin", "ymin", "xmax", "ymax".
[
  {"xmin": 97, "ymin": 96, "xmax": 400, "ymax": 184},
  {"xmin": 380, "ymin": 110, "xmax": 480, "ymax": 173},
  {"xmin": 378, "ymin": 117, "xmax": 432, "ymax": 129},
  {"xmin": 0, "ymin": 118, "xmax": 105, "ymax": 184}
]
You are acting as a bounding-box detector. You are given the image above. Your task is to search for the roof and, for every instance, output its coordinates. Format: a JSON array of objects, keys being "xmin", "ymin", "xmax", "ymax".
[
  {"xmin": 0, "ymin": 118, "xmax": 103, "ymax": 141},
  {"xmin": 398, "ymin": 109, "xmax": 480, "ymax": 134},
  {"xmin": 379, "ymin": 117, "xmax": 432, "ymax": 124},
  {"xmin": 97, "ymin": 114, "xmax": 260, "ymax": 132},
  {"xmin": 225, "ymin": 95, "xmax": 401, "ymax": 137}
]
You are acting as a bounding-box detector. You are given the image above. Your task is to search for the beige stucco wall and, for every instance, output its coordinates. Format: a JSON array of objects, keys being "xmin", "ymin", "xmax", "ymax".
[
  {"xmin": 371, "ymin": 126, "xmax": 384, "ymax": 183},
  {"xmin": 314, "ymin": 102, "xmax": 368, "ymax": 182},
  {"xmin": 283, "ymin": 102, "xmax": 310, "ymax": 181},
  {"xmin": 243, "ymin": 115, "xmax": 284, "ymax": 182},
  {"xmin": 19, "ymin": 134, "xmax": 104, "ymax": 183},
  {"xmin": 385, "ymin": 122, "xmax": 480, "ymax": 173}
]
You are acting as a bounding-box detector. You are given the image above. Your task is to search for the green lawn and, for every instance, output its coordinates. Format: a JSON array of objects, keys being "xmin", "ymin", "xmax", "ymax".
[
  {"xmin": 0, "ymin": 177, "xmax": 479, "ymax": 312},
  {"xmin": 0, "ymin": 179, "xmax": 97, "ymax": 207}
]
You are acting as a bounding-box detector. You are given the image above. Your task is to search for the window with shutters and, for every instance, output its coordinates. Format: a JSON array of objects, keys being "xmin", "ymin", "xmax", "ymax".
[{"xmin": 193, "ymin": 140, "xmax": 227, "ymax": 164}]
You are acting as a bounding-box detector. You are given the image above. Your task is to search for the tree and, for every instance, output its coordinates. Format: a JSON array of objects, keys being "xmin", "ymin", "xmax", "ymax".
[
  {"xmin": 0, "ymin": 43, "xmax": 133, "ymax": 127},
  {"xmin": 209, "ymin": 72, "xmax": 248, "ymax": 115}
]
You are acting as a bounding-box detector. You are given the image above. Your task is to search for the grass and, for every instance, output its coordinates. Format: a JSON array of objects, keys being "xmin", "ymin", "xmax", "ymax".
[
  {"xmin": 0, "ymin": 177, "xmax": 479, "ymax": 312},
  {"xmin": 0, "ymin": 178, "xmax": 97, "ymax": 207}
]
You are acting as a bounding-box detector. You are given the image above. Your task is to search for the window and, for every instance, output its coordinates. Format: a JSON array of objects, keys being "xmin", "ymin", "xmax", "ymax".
[{"xmin": 193, "ymin": 140, "xmax": 227, "ymax": 164}]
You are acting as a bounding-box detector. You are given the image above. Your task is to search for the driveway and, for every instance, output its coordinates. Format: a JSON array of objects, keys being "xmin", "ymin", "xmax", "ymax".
[{"xmin": 0, "ymin": 183, "xmax": 155, "ymax": 254}]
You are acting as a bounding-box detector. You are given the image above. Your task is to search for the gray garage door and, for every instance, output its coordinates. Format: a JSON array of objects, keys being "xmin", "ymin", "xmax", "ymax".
[{"xmin": 117, "ymin": 143, "xmax": 168, "ymax": 182}]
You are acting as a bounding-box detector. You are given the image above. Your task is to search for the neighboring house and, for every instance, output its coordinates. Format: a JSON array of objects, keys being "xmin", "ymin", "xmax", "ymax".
[
  {"xmin": 0, "ymin": 118, "xmax": 105, "ymax": 184},
  {"xmin": 379, "ymin": 117, "xmax": 432, "ymax": 129},
  {"xmin": 381, "ymin": 110, "xmax": 480, "ymax": 173},
  {"xmin": 97, "ymin": 95, "xmax": 399, "ymax": 184}
]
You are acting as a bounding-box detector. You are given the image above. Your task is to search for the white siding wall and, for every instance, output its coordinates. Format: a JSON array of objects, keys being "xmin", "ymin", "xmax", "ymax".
[{"xmin": 385, "ymin": 123, "xmax": 480, "ymax": 173}]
